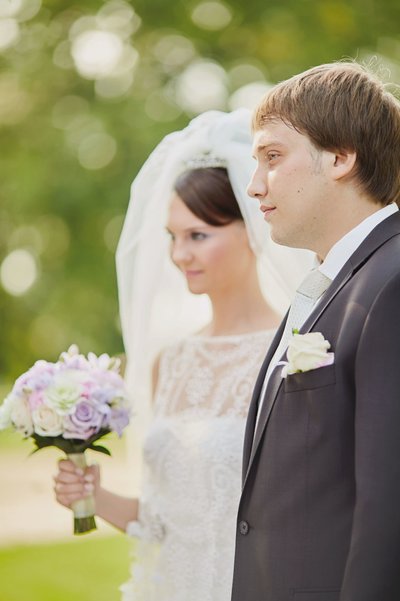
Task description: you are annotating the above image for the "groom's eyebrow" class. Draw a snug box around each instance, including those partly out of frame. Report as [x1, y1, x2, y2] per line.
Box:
[252, 144, 266, 158]
[253, 141, 284, 157]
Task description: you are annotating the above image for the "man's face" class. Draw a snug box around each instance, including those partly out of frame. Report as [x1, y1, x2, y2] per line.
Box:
[248, 119, 334, 254]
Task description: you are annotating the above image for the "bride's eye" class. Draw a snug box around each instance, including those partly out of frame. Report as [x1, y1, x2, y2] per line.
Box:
[191, 232, 208, 241]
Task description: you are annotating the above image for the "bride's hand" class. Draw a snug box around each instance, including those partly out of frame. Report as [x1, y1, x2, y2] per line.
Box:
[53, 459, 100, 508]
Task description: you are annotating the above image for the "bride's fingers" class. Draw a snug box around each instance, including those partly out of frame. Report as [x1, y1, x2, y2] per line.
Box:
[57, 459, 84, 476]
[54, 480, 85, 493]
[54, 482, 94, 505]
[54, 470, 84, 485]
[55, 476, 95, 493]
[56, 491, 86, 507]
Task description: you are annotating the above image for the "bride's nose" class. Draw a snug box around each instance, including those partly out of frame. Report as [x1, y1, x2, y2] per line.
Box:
[171, 239, 192, 266]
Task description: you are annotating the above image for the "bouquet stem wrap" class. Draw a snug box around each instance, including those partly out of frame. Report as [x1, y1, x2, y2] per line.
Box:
[68, 452, 97, 535]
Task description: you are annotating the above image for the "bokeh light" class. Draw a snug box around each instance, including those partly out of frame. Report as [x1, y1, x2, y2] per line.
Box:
[95, 72, 134, 99]
[152, 34, 196, 68]
[0, 249, 38, 296]
[8, 226, 44, 255]
[191, 1, 233, 31]
[0, 18, 20, 50]
[71, 30, 125, 79]
[0, 0, 23, 18]
[175, 60, 228, 113]
[13, 0, 42, 22]
[228, 62, 268, 88]
[229, 81, 272, 110]
[97, 0, 141, 37]
[77, 132, 117, 170]
[68, 5, 140, 87]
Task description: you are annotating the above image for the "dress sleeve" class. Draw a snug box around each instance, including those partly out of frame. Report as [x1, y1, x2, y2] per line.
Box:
[126, 498, 166, 543]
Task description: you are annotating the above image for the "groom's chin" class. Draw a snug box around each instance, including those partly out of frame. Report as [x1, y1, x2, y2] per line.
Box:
[269, 230, 294, 247]
[269, 230, 310, 251]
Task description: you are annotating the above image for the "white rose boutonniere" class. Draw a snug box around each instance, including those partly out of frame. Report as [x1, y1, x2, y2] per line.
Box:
[281, 331, 334, 378]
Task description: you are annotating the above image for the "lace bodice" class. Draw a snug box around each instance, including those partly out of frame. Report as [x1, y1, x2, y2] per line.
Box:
[121, 329, 275, 601]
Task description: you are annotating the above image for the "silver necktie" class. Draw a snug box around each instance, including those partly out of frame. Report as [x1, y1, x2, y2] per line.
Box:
[264, 269, 332, 386]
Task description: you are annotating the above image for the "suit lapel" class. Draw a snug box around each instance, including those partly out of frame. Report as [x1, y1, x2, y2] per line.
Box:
[242, 317, 286, 479]
[243, 211, 400, 487]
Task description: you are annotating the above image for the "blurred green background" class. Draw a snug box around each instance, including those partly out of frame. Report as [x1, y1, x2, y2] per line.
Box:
[0, 0, 399, 599]
[0, 0, 399, 387]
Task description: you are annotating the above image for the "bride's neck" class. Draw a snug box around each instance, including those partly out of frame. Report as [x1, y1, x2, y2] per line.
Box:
[203, 274, 280, 337]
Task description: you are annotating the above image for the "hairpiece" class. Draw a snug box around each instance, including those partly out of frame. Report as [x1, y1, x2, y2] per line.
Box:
[184, 151, 227, 170]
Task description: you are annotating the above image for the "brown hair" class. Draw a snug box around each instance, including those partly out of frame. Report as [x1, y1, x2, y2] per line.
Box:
[174, 167, 243, 225]
[253, 61, 400, 206]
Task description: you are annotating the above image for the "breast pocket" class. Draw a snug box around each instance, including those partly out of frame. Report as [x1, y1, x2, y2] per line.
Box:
[283, 364, 336, 393]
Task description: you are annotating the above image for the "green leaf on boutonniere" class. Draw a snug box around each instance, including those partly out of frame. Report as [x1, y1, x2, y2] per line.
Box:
[292, 328, 300, 335]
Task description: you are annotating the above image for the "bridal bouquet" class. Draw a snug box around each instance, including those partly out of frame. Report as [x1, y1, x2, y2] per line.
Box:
[0, 345, 131, 534]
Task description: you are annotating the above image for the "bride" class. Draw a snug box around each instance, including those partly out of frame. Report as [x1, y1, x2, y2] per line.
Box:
[53, 109, 313, 600]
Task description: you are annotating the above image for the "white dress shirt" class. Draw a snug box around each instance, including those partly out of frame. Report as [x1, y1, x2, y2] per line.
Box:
[256, 203, 399, 426]
[318, 203, 398, 280]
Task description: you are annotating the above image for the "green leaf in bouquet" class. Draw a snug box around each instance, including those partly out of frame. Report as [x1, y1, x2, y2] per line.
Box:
[30, 428, 113, 456]
[87, 443, 111, 456]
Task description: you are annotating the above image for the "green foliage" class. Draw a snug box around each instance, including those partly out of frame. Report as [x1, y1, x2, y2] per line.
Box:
[31, 429, 112, 455]
[0, 0, 398, 387]
[0, 535, 131, 601]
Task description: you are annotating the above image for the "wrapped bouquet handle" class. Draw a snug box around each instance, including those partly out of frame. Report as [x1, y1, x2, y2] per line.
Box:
[68, 452, 97, 534]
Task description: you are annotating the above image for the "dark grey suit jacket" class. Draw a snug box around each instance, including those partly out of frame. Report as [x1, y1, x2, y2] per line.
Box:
[231, 212, 400, 601]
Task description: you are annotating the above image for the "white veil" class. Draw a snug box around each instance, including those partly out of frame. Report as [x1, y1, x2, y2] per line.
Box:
[116, 109, 314, 484]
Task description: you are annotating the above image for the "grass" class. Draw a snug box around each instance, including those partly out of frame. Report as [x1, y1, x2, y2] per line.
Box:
[0, 535, 132, 601]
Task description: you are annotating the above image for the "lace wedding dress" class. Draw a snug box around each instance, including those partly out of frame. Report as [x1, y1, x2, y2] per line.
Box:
[120, 329, 275, 601]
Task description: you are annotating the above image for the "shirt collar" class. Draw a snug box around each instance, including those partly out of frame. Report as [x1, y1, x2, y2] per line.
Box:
[318, 203, 399, 281]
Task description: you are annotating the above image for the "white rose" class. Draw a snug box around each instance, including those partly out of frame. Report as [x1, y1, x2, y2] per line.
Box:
[43, 370, 85, 415]
[283, 332, 333, 376]
[32, 405, 64, 437]
[10, 396, 34, 436]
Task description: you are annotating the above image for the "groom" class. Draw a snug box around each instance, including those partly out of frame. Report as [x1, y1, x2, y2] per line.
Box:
[231, 62, 400, 601]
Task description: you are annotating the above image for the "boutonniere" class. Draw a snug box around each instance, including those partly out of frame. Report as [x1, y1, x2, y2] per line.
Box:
[281, 331, 334, 378]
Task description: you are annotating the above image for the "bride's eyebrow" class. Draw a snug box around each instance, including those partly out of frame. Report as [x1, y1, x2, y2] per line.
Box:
[165, 225, 210, 233]
[184, 226, 212, 233]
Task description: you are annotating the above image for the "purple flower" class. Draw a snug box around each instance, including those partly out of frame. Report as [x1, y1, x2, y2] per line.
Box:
[14, 361, 56, 394]
[106, 407, 130, 437]
[63, 399, 104, 440]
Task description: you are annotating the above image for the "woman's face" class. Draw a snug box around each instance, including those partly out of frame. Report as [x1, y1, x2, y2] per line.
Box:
[166, 193, 254, 296]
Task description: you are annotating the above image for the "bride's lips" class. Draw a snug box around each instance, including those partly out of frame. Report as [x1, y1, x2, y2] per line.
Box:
[184, 270, 203, 278]
[259, 204, 276, 221]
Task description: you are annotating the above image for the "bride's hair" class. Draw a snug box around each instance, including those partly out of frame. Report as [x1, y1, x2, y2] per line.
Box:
[174, 167, 243, 227]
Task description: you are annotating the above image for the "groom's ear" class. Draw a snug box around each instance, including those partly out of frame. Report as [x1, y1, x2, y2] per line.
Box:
[330, 149, 357, 181]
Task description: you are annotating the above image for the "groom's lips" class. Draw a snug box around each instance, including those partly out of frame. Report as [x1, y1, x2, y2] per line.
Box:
[260, 204, 276, 221]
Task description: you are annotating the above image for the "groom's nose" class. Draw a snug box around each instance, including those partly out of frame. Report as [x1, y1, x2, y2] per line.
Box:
[247, 167, 267, 200]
